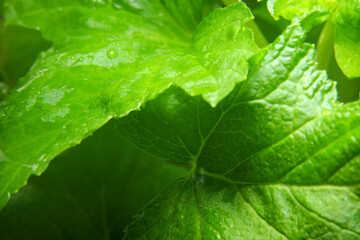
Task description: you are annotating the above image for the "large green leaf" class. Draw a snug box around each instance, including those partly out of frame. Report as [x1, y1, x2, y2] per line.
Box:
[267, 0, 360, 78]
[117, 20, 337, 165]
[120, 20, 360, 239]
[125, 176, 360, 240]
[0, 1, 258, 208]
[0, 121, 187, 239]
[332, 0, 360, 78]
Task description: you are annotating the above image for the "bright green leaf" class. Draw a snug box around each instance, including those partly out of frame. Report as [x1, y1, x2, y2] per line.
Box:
[0, 122, 187, 239]
[124, 176, 360, 239]
[267, 0, 360, 78]
[267, 0, 332, 20]
[0, 1, 258, 209]
[333, 0, 360, 78]
[1, 2, 359, 239]
[118, 21, 360, 238]
[116, 20, 338, 168]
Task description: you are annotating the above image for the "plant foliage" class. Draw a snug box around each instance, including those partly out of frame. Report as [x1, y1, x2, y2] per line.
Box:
[0, 0, 359, 239]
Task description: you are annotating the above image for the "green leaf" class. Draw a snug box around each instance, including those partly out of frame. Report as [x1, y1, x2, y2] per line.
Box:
[267, 0, 360, 78]
[0, 121, 187, 239]
[116, 21, 360, 237]
[333, 0, 360, 78]
[116, 20, 338, 168]
[267, 0, 332, 21]
[4, 0, 257, 104]
[120, 20, 360, 238]
[249, 1, 289, 44]
[124, 178, 360, 240]
[0, 1, 258, 209]
[0, 5, 50, 98]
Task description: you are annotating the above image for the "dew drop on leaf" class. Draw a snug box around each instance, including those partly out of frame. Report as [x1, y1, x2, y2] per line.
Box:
[107, 49, 118, 59]
[32, 164, 39, 172]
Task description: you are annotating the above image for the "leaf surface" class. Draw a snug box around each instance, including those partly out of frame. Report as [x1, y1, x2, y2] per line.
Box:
[117, 20, 338, 168]
[267, 0, 360, 78]
[267, 0, 332, 20]
[119, 21, 360, 239]
[332, 0, 360, 78]
[0, 122, 187, 239]
[0, 1, 258, 208]
[125, 178, 360, 240]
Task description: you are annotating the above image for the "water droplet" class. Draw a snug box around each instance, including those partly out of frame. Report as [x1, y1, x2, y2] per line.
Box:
[88, 55, 94, 60]
[121, 53, 125, 57]
[26, 97, 36, 110]
[70, 56, 76, 60]
[38, 154, 47, 162]
[107, 49, 118, 59]
[32, 164, 39, 172]
[330, 99, 338, 108]
[78, 57, 84, 62]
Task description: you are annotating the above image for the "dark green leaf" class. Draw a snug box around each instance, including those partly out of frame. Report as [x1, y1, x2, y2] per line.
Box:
[0, 122, 187, 239]
[0, 25, 51, 89]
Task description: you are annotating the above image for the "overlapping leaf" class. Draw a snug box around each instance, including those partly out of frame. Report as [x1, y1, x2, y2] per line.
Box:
[125, 178, 360, 240]
[119, 20, 360, 239]
[267, 0, 360, 78]
[117, 20, 338, 168]
[0, 122, 187, 239]
[0, 1, 259, 208]
[0, 25, 50, 90]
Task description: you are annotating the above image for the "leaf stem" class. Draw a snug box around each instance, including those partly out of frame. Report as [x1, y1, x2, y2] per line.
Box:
[316, 21, 360, 102]
[245, 20, 268, 48]
[316, 20, 334, 70]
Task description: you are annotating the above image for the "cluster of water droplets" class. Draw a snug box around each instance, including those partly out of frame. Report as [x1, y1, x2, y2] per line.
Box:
[67, 45, 133, 67]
